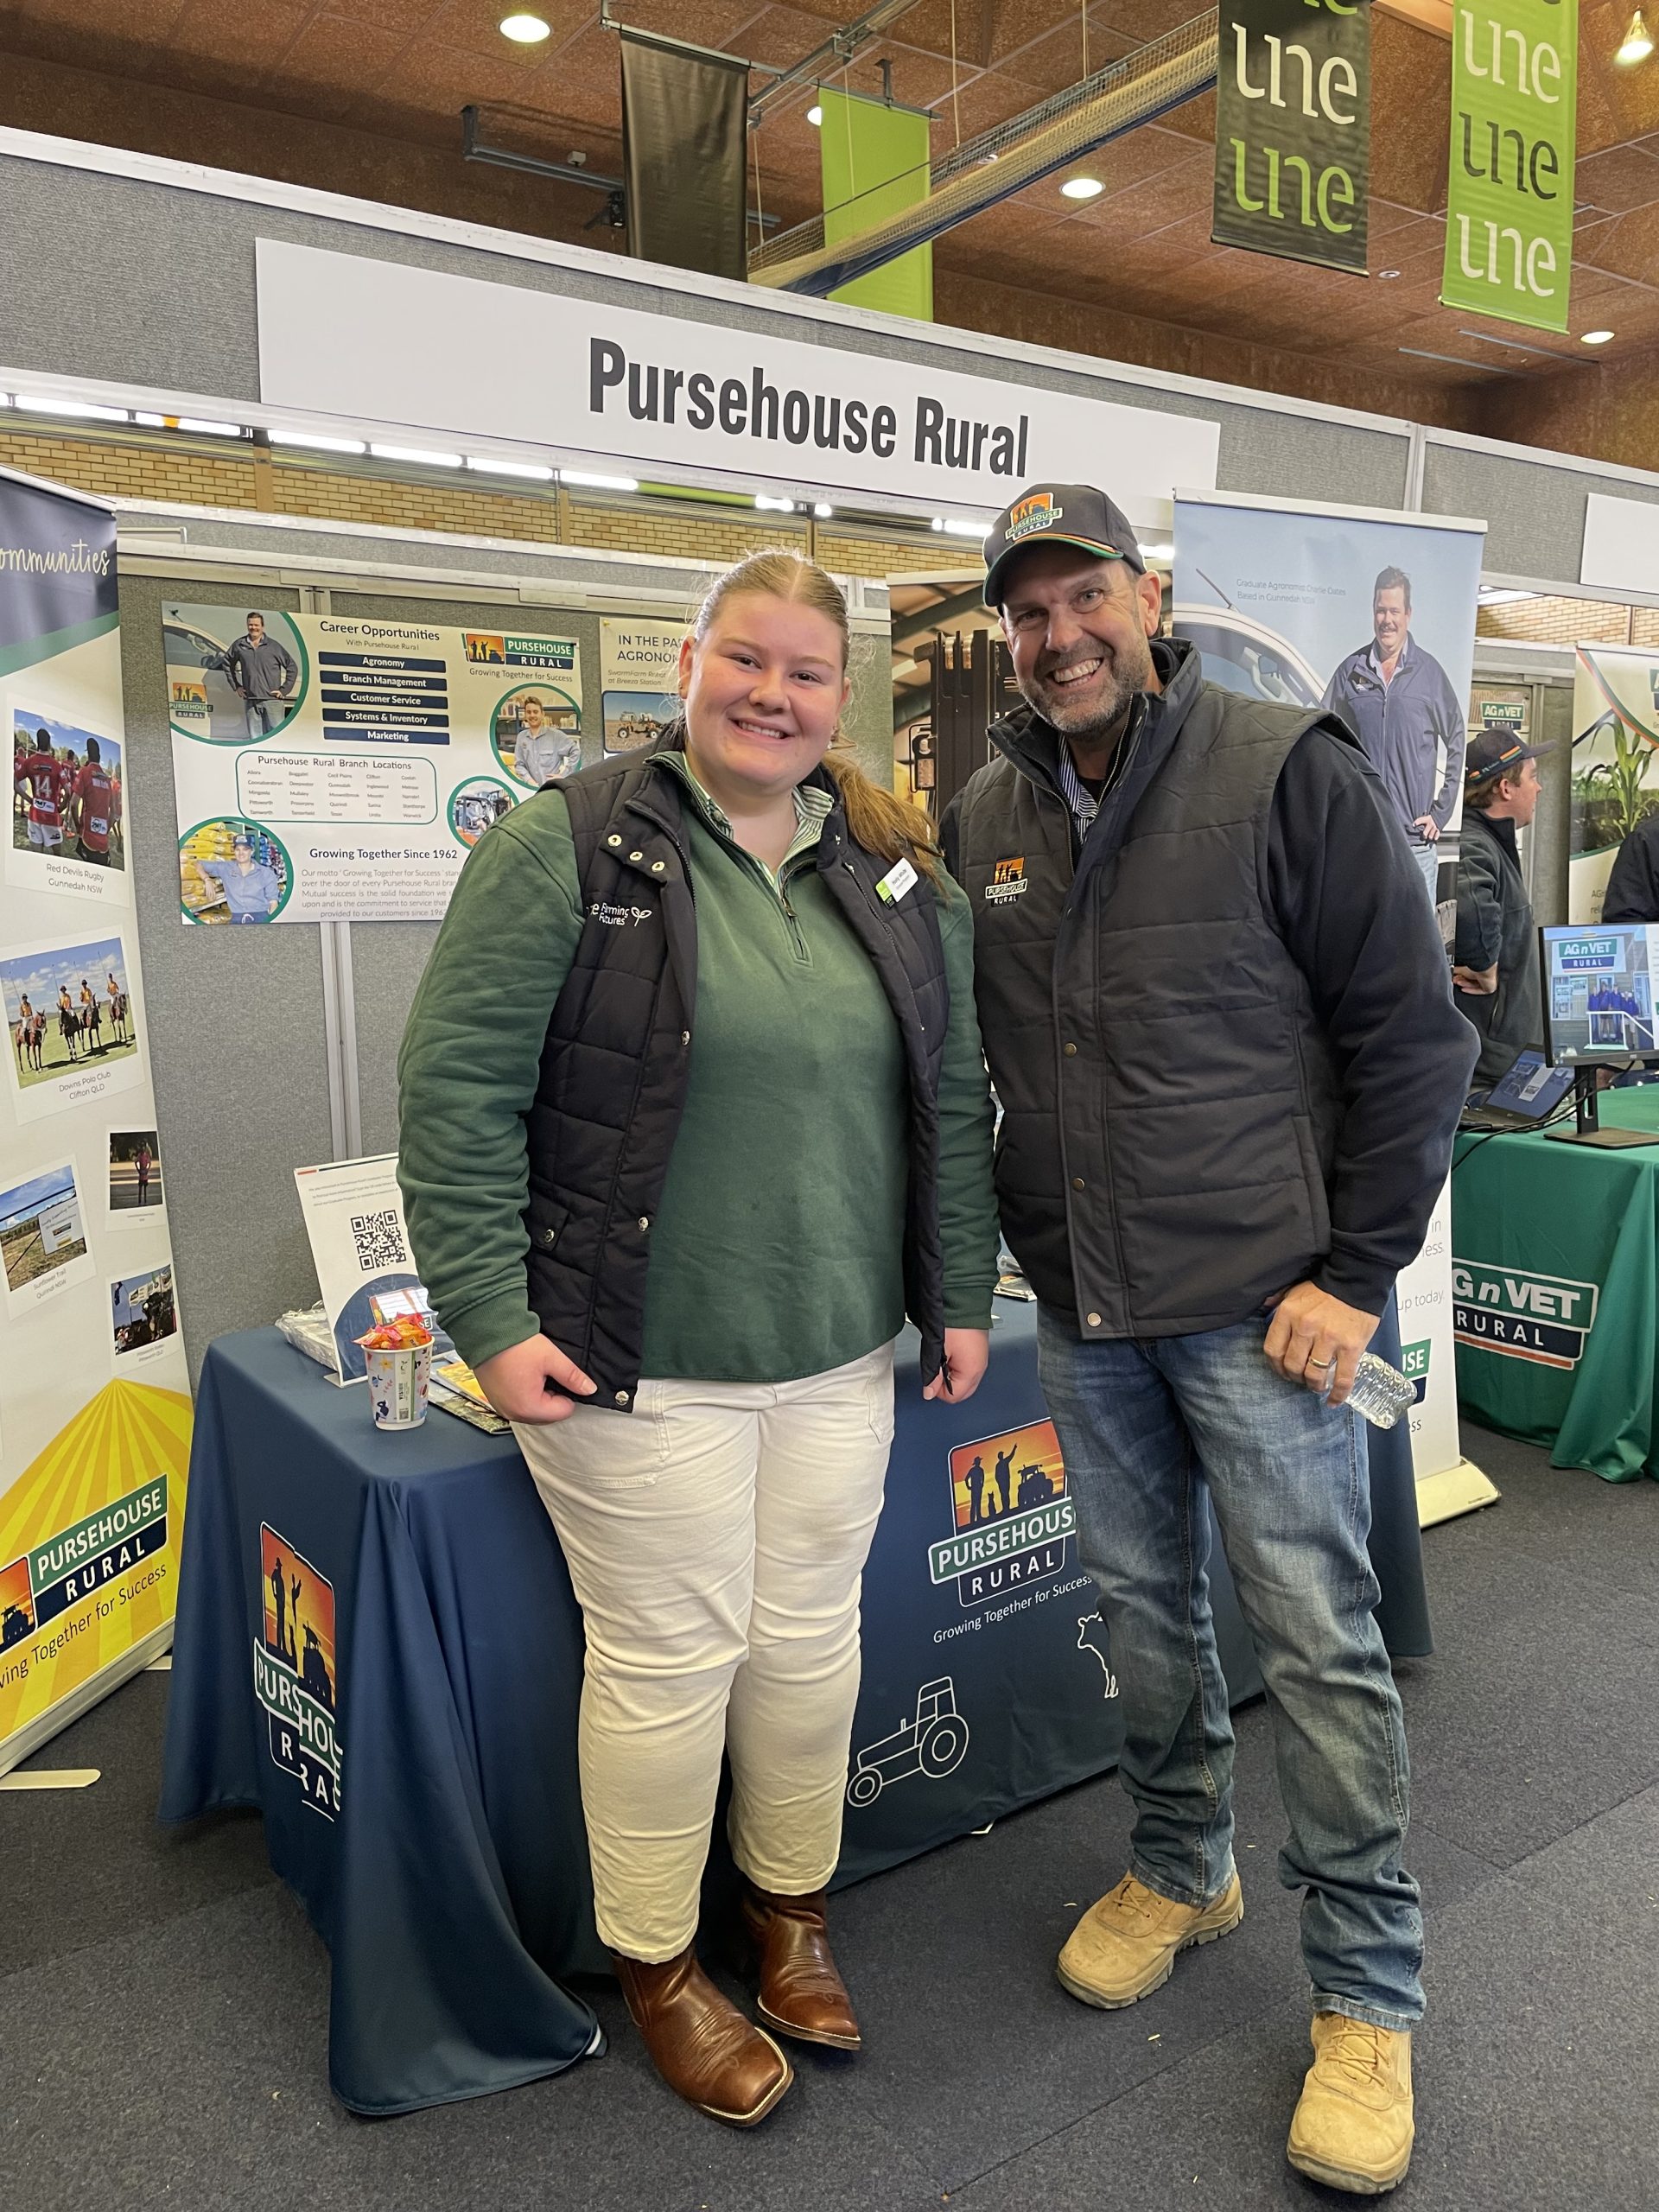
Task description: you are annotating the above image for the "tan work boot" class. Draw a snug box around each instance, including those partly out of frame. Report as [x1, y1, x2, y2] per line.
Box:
[1287, 2012, 1414, 2195]
[1056, 1870, 1243, 2008]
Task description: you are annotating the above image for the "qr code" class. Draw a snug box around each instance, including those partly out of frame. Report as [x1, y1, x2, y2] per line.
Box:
[350, 1209, 409, 1273]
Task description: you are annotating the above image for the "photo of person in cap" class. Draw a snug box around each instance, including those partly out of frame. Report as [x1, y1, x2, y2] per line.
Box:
[1454, 728, 1554, 1085]
[944, 483, 1477, 2196]
[1322, 567, 1468, 899]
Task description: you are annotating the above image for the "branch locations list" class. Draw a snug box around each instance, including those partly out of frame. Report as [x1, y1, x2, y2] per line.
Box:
[164, 607, 584, 925]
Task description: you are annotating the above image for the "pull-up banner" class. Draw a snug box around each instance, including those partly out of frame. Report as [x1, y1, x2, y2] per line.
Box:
[1213, 0, 1370, 273]
[620, 32, 748, 284]
[1440, 0, 1577, 332]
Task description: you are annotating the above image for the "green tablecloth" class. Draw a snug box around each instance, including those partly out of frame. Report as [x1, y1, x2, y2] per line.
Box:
[1452, 1085, 1659, 1483]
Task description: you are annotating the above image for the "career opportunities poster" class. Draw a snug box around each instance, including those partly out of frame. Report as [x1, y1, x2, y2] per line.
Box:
[163, 605, 586, 924]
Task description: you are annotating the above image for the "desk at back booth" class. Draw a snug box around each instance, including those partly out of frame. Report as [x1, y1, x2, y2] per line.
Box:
[159, 1300, 1429, 2114]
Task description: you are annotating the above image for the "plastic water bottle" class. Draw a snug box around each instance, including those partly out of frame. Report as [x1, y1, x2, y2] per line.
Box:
[1344, 1352, 1417, 1430]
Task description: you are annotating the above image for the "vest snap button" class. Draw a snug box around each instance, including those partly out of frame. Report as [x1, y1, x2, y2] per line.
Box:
[1072, 1177, 1085, 1191]
[681, 1030, 691, 1045]
[542, 1228, 556, 1244]
[1086, 1312, 1103, 1328]
[629, 849, 645, 861]
[614, 1390, 629, 1407]
[607, 835, 622, 847]
[638, 1216, 650, 1231]
[1064, 1042, 1078, 1057]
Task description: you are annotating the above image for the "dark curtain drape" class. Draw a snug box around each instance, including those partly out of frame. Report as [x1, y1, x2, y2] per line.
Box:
[620, 33, 748, 283]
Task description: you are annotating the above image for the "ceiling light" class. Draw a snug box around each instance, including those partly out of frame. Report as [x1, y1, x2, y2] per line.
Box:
[370, 442, 463, 467]
[807, 104, 823, 125]
[813, 503, 833, 518]
[270, 429, 367, 454]
[561, 469, 639, 491]
[1616, 8, 1653, 62]
[499, 12, 550, 42]
[467, 455, 554, 479]
[1060, 176, 1104, 200]
[177, 416, 244, 437]
[1478, 587, 1536, 605]
[1377, 269, 1402, 281]
[1582, 329, 1616, 345]
[1140, 542, 1175, 563]
[14, 394, 129, 422]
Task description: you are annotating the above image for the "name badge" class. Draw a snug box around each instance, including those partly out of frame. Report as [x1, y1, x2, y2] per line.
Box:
[876, 857, 918, 905]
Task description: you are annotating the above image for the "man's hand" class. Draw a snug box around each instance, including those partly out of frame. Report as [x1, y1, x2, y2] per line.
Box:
[474, 1333, 598, 1424]
[1452, 963, 1498, 995]
[924, 1326, 990, 1403]
[1412, 815, 1441, 843]
[1263, 1283, 1380, 1409]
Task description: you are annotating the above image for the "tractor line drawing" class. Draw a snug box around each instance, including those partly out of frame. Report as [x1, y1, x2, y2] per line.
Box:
[846, 1677, 969, 1807]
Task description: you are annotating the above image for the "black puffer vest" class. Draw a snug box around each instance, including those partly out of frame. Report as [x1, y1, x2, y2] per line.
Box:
[524, 740, 951, 1407]
[946, 640, 1355, 1338]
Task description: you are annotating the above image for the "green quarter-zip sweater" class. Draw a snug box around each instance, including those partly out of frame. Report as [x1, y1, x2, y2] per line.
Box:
[397, 755, 999, 1382]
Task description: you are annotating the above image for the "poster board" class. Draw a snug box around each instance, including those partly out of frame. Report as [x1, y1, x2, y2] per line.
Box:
[1, 469, 192, 1775]
[164, 603, 585, 923]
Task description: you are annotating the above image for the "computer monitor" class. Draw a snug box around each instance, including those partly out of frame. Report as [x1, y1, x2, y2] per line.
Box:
[1539, 924, 1659, 1065]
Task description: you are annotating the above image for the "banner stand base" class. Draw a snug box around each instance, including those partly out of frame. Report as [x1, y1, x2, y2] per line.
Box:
[1416, 1458, 1500, 1529]
[0, 1768, 100, 1791]
[0, 1620, 174, 1780]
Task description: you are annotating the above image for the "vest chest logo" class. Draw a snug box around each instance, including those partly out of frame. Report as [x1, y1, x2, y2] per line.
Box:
[984, 855, 1028, 905]
[1006, 492, 1061, 544]
[588, 899, 655, 928]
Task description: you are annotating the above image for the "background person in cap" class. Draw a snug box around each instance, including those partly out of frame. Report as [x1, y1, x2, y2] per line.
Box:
[944, 482, 1477, 2197]
[1321, 566, 1467, 899]
[1453, 728, 1548, 1085]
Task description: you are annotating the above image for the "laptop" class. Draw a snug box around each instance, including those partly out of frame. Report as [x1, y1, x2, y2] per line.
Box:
[1459, 1048, 1576, 1134]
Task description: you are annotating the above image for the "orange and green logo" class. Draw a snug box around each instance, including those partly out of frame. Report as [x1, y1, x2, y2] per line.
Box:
[1005, 493, 1062, 544]
[934, 1419, 1074, 1611]
[255, 1524, 340, 1819]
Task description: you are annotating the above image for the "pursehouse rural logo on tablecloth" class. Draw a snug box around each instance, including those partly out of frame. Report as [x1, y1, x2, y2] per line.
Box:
[1452, 1260, 1599, 1369]
[254, 1523, 341, 1819]
[931, 1418, 1076, 1611]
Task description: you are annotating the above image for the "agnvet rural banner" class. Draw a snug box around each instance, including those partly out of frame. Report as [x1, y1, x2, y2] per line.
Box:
[1173, 489, 1487, 1497]
[1, 467, 192, 1775]
[163, 603, 586, 925]
[1567, 644, 1659, 925]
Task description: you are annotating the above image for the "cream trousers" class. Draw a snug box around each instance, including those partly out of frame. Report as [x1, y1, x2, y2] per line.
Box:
[515, 1343, 896, 1962]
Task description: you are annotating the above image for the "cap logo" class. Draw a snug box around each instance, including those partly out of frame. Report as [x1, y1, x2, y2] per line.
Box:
[1005, 493, 1062, 545]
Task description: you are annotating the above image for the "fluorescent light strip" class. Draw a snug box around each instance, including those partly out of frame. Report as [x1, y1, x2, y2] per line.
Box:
[369, 442, 464, 467]
[269, 429, 368, 454]
[931, 516, 987, 537]
[466, 456, 554, 480]
[755, 494, 796, 512]
[14, 394, 130, 421]
[176, 416, 245, 437]
[561, 469, 639, 492]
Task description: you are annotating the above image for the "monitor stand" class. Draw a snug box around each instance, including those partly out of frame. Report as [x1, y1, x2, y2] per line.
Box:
[1548, 1067, 1659, 1147]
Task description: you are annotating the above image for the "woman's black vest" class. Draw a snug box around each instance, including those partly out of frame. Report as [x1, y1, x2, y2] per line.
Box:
[524, 745, 950, 1408]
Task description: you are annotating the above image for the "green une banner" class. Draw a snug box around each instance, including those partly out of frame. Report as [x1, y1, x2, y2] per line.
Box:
[1442, 0, 1577, 333]
[819, 87, 933, 322]
[1213, 0, 1370, 273]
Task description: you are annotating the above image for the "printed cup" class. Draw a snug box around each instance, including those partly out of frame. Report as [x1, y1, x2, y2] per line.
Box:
[362, 1339, 431, 1429]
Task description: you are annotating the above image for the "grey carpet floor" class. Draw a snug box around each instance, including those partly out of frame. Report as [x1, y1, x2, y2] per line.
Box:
[5, 1419, 1658, 2211]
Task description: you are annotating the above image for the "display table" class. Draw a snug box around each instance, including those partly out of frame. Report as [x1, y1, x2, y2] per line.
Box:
[159, 1302, 1429, 2114]
[1452, 1085, 1659, 1483]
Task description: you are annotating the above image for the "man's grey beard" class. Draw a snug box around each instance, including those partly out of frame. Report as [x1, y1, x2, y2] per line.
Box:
[1017, 630, 1156, 741]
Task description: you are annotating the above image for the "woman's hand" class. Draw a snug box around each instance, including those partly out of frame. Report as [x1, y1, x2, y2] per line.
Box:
[924, 1326, 990, 1404]
[474, 1334, 598, 1424]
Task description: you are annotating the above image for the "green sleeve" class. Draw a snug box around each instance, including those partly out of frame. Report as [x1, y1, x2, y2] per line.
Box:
[397, 792, 585, 1369]
[933, 871, 1001, 1329]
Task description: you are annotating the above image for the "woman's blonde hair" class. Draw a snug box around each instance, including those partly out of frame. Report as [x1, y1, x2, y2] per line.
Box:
[689, 549, 944, 881]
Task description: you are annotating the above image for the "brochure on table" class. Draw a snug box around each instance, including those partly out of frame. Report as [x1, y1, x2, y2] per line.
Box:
[165, 604, 584, 924]
[293, 1154, 451, 1384]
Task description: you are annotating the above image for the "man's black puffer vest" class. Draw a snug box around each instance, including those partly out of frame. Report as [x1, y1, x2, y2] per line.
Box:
[524, 734, 951, 1408]
[946, 640, 1356, 1339]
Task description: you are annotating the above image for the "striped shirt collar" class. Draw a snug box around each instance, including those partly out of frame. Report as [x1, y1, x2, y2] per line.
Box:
[1055, 740, 1102, 833]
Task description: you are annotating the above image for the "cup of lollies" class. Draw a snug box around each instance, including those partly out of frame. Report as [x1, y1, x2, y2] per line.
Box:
[356, 1314, 434, 1429]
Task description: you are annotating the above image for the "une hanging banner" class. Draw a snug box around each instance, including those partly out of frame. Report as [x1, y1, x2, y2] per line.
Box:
[820, 87, 934, 322]
[1212, 0, 1370, 273]
[0, 467, 192, 1777]
[1441, 0, 1577, 333]
[1173, 489, 1488, 1506]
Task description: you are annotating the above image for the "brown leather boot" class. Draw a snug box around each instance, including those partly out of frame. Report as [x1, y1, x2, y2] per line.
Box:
[740, 1884, 862, 2051]
[612, 1947, 793, 2126]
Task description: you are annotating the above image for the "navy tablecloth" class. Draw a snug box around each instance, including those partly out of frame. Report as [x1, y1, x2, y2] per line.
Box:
[159, 1300, 1429, 2113]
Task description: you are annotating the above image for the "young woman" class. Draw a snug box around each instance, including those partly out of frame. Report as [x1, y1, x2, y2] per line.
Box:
[399, 551, 999, 2127]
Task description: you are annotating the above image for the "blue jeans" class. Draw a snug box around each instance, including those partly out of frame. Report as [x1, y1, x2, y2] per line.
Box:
[1037, 1307, 1423, 2031]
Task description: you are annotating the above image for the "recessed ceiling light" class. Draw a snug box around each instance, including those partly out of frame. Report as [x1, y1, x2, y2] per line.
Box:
[499, 13, 550, 43]
[1582, 328, 1616, 344]
[1377, 268, 1402, 280]
[1616, 8, 1652, 63]
[807, 104, 823, 126]
[370, 442, 464, 467]
[1061, 176, 1103, 200]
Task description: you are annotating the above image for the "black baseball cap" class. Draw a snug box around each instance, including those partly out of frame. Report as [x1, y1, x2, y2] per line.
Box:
[982, 483, 1145, 609]
[1465, 728, 1556, 789]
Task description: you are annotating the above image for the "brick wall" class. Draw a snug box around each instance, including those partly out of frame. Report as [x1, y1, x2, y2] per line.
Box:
[0, 425, 950, 582]
[1475, 594, 1648, 646]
